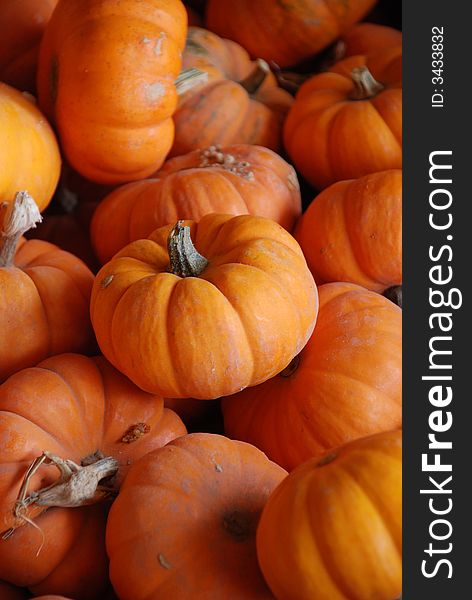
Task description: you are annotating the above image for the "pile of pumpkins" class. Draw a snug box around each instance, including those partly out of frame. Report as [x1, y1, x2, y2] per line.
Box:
[0, 1, 402, 599]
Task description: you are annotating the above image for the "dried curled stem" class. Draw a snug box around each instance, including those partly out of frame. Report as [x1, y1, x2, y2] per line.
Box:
[0, 190, 42, 267]
[2, 451, 119, 542]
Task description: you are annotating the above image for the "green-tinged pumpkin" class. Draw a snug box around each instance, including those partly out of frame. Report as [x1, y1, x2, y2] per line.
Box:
[222, 282, 401, 471]
[91, 214, 318, 399]
[257, 430, 402, 600]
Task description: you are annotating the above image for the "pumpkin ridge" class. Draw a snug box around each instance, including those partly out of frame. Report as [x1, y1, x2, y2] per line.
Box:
[104, 272, 145, 370]
[326, 100, 360, 184]
[339, 186, 377, 287]
[0, 409, 68, 458]
[89, 358, 108, 450]
[365, 96, 402, 152]
[344, 175, 401, 287]
[304, 468, 367, 600]
[337, 457, 402, 556]
[163, 279, 185, 398]
[371, 90, 403, 147]
[40, 361, 97, 446]
[204, 258, 306, 339]
[15, 269, 52, 359]
[24, 265, 90, 355]
[194, 274, 256, 390]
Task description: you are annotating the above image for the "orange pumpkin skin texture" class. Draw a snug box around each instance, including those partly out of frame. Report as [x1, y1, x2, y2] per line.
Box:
[0, 353, 186, 600]
[295, 169, 402, 292]
[0, 0, 58, 93]
[0, 83, 60, 212]
[341, 22, 402, 58]
[0, 195, 96, 382]
[36, 0, 187, 185]
[171, 27, 293, 156]
[90, 144, 301, 263]
[106, 433, 287, 599]
[284, 46, 402, 190]
[256, 430, 402, 600]
[205, 0, 377, 69]
[222, 282, 401, 471]
[90, 214, 318, 399]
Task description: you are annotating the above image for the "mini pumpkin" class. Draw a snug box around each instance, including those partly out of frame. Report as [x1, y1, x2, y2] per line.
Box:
[222, 282, 401, 471]
[0, 353, 186, 599]
[37, 0, 187, 184]
[171, 27, 293, 156]
[0, 192, 96, 382]
[284, 46, 402, 190]
[0, 83, 60, 214]
[106, 433, 287, 599]
[205, 0, 377, 68]
[91, 214, 318, 399]
[0, 0, 58, 93]
[257, 430, 402, 600]
[90, 144, 301, 263]
[295, 169, 402, 292]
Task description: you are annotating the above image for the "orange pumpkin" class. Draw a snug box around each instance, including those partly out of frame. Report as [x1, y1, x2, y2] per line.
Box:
[0, 83, 60, 214]
[171, 27, 293, 156]
[91, 214, 318, 399]
[90, 144, 301, 263]
[340, 22, 402, 58]
[284, 46, 402, 190]
[37, 0, 187, 184]
[222, 282, 401, 471]
[0, 0, 58, 93]
[0, 353, 186, 600]
[0, 192, 96, 382]
[107, 433, 287, 599]
[205, 0, 377, 68]
[257, 430, 402, 600]
[295, 169, 402, 292]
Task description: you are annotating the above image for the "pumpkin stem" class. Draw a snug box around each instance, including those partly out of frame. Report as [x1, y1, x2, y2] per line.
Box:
[175, 67, 209, 96]
[350, 66, 384, 100]
[5, 451, 119, 538]
[240, 59, 270, 94]
[168, 220, 208, 278]
[0, 191, 42, 267]
[383, 285, 402, 309]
